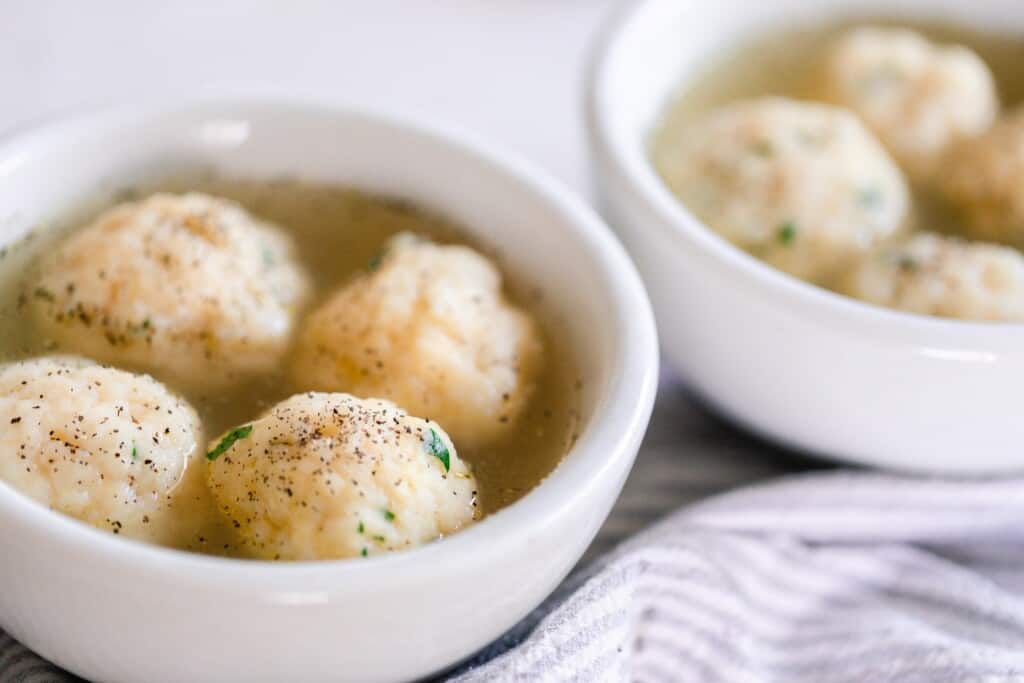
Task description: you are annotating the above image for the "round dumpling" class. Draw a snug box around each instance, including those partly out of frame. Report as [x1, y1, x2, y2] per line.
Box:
[30, 193, 311, 390]
[654, 97, 910, 284]
[290, 233, 542, 449]
[838, 233, 1024, 321]
[206, 392, 478, 560]
[940, 109, 1024, 247]
[820, 26, 998, 184]
[0, 355, 203, 542]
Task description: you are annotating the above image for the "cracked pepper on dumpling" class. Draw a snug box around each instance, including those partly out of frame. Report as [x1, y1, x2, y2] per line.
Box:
[839, 233, 1024, 321]
[206, 392, 478, 560]
[653, 97, 910, 284]
[0, 355, 203, 543]
[290, 233, 543, 449]
[29, 193, 311, 390]
[820, 26, 998, 184]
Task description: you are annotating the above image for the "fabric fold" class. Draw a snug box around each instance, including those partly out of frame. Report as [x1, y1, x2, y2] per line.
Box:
[453, 471, 1024, 682]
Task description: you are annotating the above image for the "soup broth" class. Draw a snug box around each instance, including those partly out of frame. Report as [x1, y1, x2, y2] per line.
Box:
[653, 18, 1024, 240]
[0, 175, 581, 557]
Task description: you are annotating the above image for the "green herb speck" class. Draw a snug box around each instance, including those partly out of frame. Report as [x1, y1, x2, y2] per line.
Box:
[361, 547, 368, 557]
[131, 443, 138, 460]
[423, 428, 450, 471]
[777, 221, 797, 245]
[858, 187, 883, 209]
[206, 424, 253, 461]
[750, 140, 773, 157]
[383, 509, 395, 522]
[357, 521, 365, 534]
[898, 256, 918, 272]
[372, 535, 386, 544]
[367, 252, 384, 271]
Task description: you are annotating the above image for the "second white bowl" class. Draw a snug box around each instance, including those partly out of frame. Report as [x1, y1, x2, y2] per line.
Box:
[588, 0, 1024, 473]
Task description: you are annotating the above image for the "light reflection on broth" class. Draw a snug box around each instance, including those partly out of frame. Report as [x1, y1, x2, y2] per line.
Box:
[0, 175, 581, 557]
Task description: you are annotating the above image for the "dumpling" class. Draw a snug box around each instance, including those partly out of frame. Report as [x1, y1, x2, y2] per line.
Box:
[820, 26, 997, 184]
[0, 355, 203, 543]
[206, 392, 478, 560]
[290, 233, 542, 448]
[654, 97, 910, 284]
[30, 193, 311, 390]
[940, 109, 1024, 247]
[839, 233, 1024, 321]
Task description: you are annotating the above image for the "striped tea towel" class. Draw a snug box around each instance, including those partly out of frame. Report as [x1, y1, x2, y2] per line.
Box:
[452, 471, 1024, 682]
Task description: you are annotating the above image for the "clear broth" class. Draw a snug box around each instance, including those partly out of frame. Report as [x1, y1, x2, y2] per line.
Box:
[0, 175, 581, 557]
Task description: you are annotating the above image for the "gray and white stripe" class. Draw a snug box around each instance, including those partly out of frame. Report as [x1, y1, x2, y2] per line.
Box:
[455, 471, 1024, 682]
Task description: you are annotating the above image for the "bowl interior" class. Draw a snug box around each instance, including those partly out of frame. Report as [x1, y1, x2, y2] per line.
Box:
[0, 100, 657, 576]
[598, 0, 1024, 152]
[592, 0, 1024, 348]
[2, 102, 609, 414]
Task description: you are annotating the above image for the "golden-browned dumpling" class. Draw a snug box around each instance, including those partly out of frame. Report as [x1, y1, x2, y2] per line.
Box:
[654, 97, 910, 284]
[821, 26, 998, 183]
[30, 193, 311, 390]
[941, 109, 1024, 247]
[206, 392, 478, 560]
[0, 355, 203, 542]
[839, 233, 1024, 321]
[290, 233, 542, 448]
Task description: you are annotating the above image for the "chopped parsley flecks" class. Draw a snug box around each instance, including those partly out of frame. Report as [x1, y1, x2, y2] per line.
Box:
[131, 443, 138, 460]
[858, 187, 883, 209]
[357, 521, 365, 534]
[372, 535, 386, 544]
[367, 252, 384, 271]
[777, 221, 797, 245]
[897, 255, 918, 272]
[206, 424, 253, 461]
[750, 140, 774, 158]
[423, 428, 450, 471]
[361, 547, 368, 557]
[383, 509, 396, 522]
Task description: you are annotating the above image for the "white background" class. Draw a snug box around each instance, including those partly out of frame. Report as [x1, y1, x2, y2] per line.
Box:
[1, 0, 618, 195]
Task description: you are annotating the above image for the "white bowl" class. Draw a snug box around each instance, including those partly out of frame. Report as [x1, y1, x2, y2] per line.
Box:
[588, 0, 1024, 474]
[0, 100, 658, 683]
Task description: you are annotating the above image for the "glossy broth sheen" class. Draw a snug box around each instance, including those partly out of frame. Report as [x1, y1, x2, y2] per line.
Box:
[0, 175, 581, 556]
[653, 18, 1024, 238]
